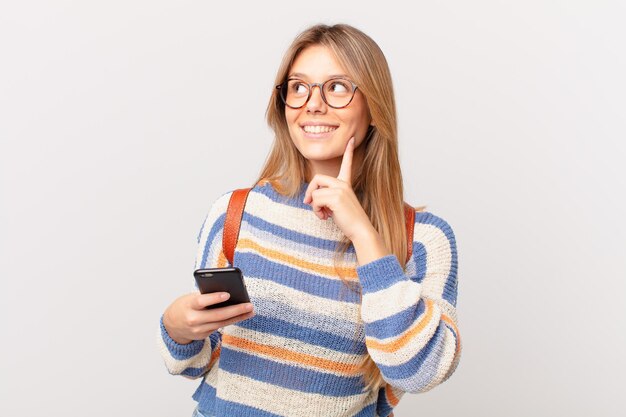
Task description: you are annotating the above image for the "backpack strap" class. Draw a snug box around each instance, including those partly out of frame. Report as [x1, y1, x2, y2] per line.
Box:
[222, 188, 253, 266]
[403, 202, 415, 264]
[222, 186, 416, 266]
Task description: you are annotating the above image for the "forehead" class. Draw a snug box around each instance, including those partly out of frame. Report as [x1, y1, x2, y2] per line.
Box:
[288, 45, 350, 80]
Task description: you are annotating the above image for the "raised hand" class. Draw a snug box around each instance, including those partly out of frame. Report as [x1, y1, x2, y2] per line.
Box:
[302, 137, 373, 241]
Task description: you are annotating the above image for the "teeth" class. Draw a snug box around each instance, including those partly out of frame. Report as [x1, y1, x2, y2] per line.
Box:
[303, 125, 338, 134]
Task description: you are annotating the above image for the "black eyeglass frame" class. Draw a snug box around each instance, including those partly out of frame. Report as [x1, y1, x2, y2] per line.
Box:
[275, 77, 359, 109]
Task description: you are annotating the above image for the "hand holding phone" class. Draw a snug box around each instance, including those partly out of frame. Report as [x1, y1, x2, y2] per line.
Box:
[161, 268, 253, 345]
[194, 267, 251, 309]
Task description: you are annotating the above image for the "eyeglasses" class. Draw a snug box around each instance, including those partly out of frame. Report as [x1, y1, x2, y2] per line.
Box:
[276, 77, 359, 109]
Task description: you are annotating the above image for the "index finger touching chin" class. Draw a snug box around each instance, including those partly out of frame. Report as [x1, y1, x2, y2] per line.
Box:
[337, 136, 355, 184]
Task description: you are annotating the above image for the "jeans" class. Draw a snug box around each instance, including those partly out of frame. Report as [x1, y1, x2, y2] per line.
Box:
[191, 405, 214, 417]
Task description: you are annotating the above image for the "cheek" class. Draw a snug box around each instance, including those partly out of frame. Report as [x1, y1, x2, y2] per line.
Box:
[285, 110, 299, 129]
[344, 109, 370, 134]
[343, 97, 371, 129]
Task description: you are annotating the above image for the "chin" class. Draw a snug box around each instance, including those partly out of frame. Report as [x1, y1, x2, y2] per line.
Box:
[299, 145, 343, 161]
[300, 152, 335, 162]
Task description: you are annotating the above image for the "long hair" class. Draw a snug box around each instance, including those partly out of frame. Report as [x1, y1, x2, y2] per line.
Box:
[257, 23, 418, 392]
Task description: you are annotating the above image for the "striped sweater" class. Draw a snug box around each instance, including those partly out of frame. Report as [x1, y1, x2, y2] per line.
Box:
[157, 180, 461, 417]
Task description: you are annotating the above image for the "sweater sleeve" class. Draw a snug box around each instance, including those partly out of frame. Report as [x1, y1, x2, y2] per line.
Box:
[357, 211, 462, 394]
[156, 190, 234, 379]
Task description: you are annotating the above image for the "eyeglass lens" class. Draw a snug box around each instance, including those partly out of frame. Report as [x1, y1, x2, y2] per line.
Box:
[281, 79, 354, 108]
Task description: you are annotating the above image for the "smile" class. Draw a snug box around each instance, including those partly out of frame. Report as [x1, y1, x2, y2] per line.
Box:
[301, 125, 338, 134]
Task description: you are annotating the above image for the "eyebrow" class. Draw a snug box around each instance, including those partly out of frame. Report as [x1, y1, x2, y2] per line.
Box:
[288, 72, 350, 79]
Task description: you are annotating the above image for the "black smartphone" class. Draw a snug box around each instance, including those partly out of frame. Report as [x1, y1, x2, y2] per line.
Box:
[193, 267, 251, 310]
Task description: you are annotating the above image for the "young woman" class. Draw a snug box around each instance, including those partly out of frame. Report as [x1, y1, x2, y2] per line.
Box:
[158, 23, 462, 417]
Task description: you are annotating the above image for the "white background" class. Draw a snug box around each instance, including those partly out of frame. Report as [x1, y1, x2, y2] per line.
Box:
[1, 1, 625, 416]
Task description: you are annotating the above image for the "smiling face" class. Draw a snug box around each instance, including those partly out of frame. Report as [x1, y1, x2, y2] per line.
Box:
[284, 45, 372, 180]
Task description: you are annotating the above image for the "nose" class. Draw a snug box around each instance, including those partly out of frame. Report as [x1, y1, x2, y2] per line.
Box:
[306, 84, 326, 113]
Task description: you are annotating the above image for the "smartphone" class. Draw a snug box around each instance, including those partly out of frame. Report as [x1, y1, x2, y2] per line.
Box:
[193, 267, 251, 310]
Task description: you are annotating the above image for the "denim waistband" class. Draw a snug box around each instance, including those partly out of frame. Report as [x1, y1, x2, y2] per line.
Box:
[192, 405, 214, 417]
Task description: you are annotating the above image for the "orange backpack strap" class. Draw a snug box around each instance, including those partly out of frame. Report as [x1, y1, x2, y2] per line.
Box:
[404, 202, 415, 264]
[223, 188, 253, 266]
[223, 187, 416, 267]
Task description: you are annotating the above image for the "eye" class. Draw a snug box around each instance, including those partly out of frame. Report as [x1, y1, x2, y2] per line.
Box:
[327, 79, 351, 94]
[287, 80, 309, 95]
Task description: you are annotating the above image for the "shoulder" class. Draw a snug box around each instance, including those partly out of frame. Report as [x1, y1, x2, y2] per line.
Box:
[198, 183, 267, 233]
[410, 210, 459, 306]
[411, 209, 458, 252]
[203, 181, 273, 222]
[196, 189, 237, 243]
[205, 189, 237, 218]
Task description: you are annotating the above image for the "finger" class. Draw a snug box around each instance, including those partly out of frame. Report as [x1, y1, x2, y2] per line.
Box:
[309, 189, 335, 220]
[196, 311, 255, 335]
[336, 137, 354, 185]
[310, 188, 332, 212]
[203, 302, 254, 322]
[195, 292, 231, 309]
[303, 174, 338, 205]
[214, 310, 256, 329]
[303, 174, 326, 205]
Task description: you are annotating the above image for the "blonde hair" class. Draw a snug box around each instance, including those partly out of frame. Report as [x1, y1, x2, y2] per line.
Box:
[256, 23, 422, 392]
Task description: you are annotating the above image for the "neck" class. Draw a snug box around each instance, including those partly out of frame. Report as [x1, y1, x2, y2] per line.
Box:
[304, 144, 365, 184]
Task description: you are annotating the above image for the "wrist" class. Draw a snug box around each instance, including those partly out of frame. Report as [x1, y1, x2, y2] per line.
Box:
[162, 311, 193, 345]
[350, 223, 377, 245]
[351, 225, 391, 266]
[170, 332, 193, 345]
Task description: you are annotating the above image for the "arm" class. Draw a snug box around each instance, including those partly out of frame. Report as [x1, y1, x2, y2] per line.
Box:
[158, 318, 223, 379]
[356, 212, 462, 393]
[156, 191, 234, 379]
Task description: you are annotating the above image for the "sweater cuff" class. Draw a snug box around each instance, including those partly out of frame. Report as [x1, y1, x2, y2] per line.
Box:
[356, 254, 408, 294]
[160, 314, 205, 359]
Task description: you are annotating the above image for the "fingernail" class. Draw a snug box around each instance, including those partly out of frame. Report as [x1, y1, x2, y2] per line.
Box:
[245, 303, 253, 311]
[221, 293, 230, 300]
